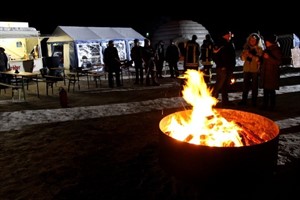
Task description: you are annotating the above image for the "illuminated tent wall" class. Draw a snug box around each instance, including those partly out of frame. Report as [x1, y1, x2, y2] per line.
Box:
[277, 33, 300, 66]
[151, 20, 209, 55]
[46, 26, 145, 70]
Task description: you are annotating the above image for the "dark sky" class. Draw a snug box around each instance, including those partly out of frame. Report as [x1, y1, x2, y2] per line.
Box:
[1, 3, 298, 50]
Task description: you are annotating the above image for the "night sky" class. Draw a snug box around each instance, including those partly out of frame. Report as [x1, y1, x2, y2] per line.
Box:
[1, 2, 298, 50]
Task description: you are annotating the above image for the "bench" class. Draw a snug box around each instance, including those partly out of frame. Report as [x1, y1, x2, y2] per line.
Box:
[0, 82, 24, 101]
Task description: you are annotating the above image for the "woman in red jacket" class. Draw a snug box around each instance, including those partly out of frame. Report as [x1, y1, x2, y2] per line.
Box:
[260, 33, 283, 111]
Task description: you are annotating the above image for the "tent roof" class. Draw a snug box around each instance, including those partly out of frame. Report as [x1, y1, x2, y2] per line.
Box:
[0, 27, 40, 38]
[47, 26, 145, 42]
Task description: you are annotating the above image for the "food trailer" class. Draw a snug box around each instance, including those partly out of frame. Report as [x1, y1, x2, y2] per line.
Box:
[0, 21, 43, 72]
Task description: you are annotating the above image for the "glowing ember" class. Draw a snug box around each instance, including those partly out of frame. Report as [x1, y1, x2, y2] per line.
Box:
[161, 70, 243, 147]
[230, 77, 236, 85]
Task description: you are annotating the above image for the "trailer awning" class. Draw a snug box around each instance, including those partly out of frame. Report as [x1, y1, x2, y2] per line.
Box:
[0, 27, 40, 38]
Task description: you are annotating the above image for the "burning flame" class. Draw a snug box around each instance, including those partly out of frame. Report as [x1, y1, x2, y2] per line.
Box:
[162, 70, 243, 147]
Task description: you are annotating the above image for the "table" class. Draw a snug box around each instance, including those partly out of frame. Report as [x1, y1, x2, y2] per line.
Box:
[0, 70, 40, 101]
[88, 68, 107, 88]
[67, 68, 90, 91]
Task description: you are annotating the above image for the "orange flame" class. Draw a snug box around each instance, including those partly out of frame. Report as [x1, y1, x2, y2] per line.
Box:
[162, 70, 243, 147]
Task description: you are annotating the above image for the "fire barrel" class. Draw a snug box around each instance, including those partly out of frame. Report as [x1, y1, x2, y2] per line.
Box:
[159, 109, 280, 185]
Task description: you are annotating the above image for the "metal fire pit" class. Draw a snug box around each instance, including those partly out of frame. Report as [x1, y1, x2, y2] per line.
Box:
[159, 109, 280, 184]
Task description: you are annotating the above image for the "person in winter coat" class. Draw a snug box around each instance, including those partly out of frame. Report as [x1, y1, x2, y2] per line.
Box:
[238, 33, 264, 107]
[155, 40, 165, 78]
[0, 47, 9, 83]
[200, 34, 214, 84]
[104, 40, 122, 88]
[260, 33, 283, 111]
[184, 35, 200, 71]
[212, 30, 236, 106]
[131, 39, 144, 84]
[142, 38, 160, 86]
[165, 39, 180, 78]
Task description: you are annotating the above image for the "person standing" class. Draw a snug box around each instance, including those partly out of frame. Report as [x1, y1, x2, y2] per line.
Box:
[260, 33, 283, 111]
[184, 35, 200, 71]
[238, 33, 264, 107]
[155, 40, 165, 78]
[165, 39, 180, 78]
[104, 40, 122, 88]
[131, 39, 144, 85]
[212, 30, 236, 106]
[200, 34, 214, 84]
[0, 47, 8, 71]
[0, 47, 9, 83]
[142, 38, 160, 86]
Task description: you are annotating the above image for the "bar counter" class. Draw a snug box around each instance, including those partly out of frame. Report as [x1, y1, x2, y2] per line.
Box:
[10, 60, 34, 72]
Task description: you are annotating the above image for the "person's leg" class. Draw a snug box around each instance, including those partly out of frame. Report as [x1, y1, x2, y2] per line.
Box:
[149, 61, 159, 85]
[150, 68, 159, 85]
[174, 62, 179, 77]
[270, 89, 276, 110]
[139, 66, 144, 84]
[114, 68, 121, 87]
[108, 71, 114, 88]
[262, 89, 269, 109]
[221, 70, 232, 104]
[134, 66, 139, 84]
[207, 65, 212, 83]
[145, 63, 150, 85]
[158, 60, 164, 78]
[203, 65, 212, 83]
[240, 72, 251, 105]
[251, 73, 259, 106]
[213, 68, 226, 99]
[169, 62, 174, 78]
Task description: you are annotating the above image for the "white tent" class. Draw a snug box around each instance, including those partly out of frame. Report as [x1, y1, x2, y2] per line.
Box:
[151, 20, 209, 70]
[46, 26, 145, 70]
[151, 20, 209, 51]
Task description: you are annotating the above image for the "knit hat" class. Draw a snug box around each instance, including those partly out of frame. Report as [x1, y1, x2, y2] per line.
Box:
[263, 33, 277, 44]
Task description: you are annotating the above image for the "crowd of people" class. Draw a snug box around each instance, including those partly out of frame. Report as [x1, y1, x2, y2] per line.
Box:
[0, 30, 282, 110]
[129, 38, 181, 86]
[103, 30, 283, 111]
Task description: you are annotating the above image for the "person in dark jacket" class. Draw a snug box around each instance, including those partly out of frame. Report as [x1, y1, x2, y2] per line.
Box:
[131, 39, 144, 84]
[165, 39, 180, 78]
[184, 35, 200, 71]
[200, 34, 214, 84]
[155, 40, 165, 78]
[212, 30, 236, 106]
[104, 40, 122, 88]
[142, 39, 159, 86]
[260, 33, 283, 111]
[0, 47, 9, 83]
